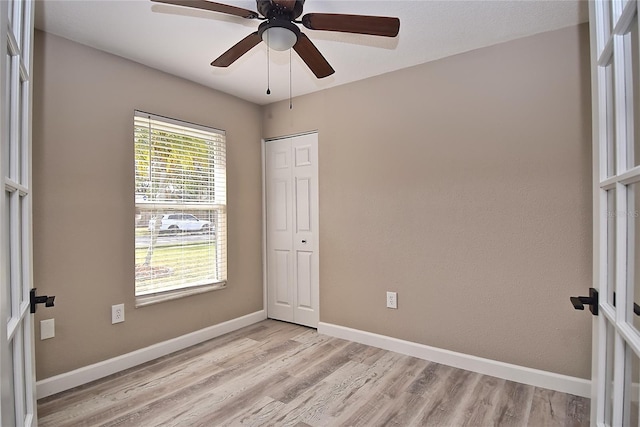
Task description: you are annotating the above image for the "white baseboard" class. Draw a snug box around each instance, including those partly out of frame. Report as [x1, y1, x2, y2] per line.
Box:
[36, 310, 267, 400]
[318, 322, 591, 398]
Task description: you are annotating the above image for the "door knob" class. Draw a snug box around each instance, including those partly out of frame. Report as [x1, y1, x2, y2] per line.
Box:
[570, 288, 598, 316]
[30, 288, 55, 313]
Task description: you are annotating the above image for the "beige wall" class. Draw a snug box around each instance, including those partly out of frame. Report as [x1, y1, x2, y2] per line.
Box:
[33, 22, 592, 383]
[263, 24, 593, 378]
[32, 31, 263, 380]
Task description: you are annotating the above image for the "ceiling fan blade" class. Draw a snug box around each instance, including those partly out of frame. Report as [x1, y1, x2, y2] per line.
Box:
[302, 13, 400, 37]
[293, 33, 335, 79]
[211, 32, 262, 67]
[151, 0, 259, 19]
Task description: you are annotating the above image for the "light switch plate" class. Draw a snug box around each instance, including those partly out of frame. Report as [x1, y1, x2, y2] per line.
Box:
[40, 319, 55, 340]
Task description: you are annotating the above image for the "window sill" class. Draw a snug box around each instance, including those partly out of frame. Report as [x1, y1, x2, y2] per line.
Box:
[135, 282, 227, 308]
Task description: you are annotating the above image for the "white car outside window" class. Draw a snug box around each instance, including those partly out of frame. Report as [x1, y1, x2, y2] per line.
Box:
[149, 214, 213, 233]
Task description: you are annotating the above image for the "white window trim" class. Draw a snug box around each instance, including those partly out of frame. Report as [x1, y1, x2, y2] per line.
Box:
[134, 111, 227, 306]
[135, 282, 226, 307]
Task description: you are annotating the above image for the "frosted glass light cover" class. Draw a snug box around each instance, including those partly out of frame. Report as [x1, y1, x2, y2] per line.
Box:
[262, 27, 297, 51]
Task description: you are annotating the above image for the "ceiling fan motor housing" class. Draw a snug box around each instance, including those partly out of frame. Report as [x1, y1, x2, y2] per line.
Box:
[258, 18, 301, 51]
[257, 0, 305, 20]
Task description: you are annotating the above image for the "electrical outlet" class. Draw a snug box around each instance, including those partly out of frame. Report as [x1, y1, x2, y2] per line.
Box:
[386, 291, 398, 309]
[111, 304, 125, 324]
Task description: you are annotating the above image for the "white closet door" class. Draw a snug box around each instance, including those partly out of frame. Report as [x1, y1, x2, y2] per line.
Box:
[266, 133, 319, 328]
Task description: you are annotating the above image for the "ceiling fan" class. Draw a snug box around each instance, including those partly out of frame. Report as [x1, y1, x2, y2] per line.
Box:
[151, 0, 400, 79]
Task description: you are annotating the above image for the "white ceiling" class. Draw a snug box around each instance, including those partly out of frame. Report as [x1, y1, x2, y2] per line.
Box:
[35, 0, 589, 106]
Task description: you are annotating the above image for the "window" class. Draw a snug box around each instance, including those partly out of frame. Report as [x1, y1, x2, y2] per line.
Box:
[134, 111, 226, 303]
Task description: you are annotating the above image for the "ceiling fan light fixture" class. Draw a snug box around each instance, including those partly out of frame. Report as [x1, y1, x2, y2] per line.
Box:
[262, 26, 297, 51]
[258, 19, 300, 51]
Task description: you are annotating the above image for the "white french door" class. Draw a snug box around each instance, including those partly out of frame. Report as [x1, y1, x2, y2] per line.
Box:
[0, 0, 37, 426]
[591, 1, 640, 425]
[265, 133, 319, 328]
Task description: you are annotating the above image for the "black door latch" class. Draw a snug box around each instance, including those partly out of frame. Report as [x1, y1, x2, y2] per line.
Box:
[30, 288, 55, 313]
[570, 288, 598, 316]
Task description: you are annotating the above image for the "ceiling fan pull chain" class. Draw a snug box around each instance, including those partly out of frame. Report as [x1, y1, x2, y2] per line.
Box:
[289, 48, 292, 109]
[266, 33, 271, 95]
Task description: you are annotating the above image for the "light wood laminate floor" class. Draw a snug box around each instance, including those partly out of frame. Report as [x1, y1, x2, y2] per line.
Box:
[38, 320, 589, 426]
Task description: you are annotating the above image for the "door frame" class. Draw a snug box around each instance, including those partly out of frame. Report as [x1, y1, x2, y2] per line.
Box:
[262, 131, 320, 326]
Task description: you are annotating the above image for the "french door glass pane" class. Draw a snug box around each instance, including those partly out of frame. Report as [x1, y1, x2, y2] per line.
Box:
[3, 53, 9, 175]
[20, 81, 27, 184]
[19, 195, 26, 303]
[628, 183, 640, 332]
[9, 191, 19, 319]
[9, 0, 20, 47]
[21, 13, 29, 66]
[14, 71, 22, 182]
[6, 340, 16, 427]
[607, 1, 614, 42]
[625, 347, 640, 426]
[16, 1, 24, 49]
[18, 193, 24, 304]
[627, 17, 640, 169]
[606, 321, 617, 425]
[609, 189, 618, 305]
[14, 330, 25, 423]
[8, 57, 18, 181]
[607, 62, 617, 177]
[4, 191, 11, 322]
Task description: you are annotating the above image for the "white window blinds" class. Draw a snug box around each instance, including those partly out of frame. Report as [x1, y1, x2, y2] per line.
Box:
[134, 111, 226, 297]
